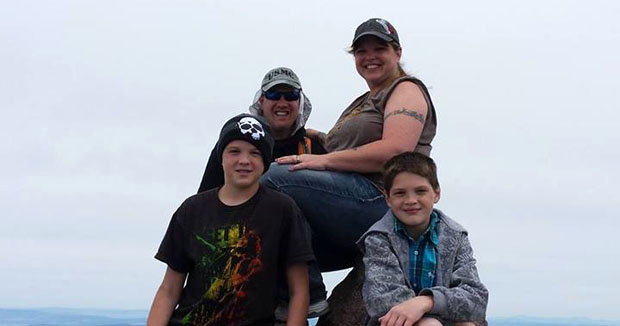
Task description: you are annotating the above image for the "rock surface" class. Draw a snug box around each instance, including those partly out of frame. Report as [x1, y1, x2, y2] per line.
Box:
[316, 257, 367, 326]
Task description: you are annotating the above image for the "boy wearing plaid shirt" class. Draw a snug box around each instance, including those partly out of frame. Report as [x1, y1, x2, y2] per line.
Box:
[358, 152, 488, 326]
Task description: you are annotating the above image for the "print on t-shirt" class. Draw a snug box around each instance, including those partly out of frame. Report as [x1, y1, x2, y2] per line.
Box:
[182, 223, 263, 325]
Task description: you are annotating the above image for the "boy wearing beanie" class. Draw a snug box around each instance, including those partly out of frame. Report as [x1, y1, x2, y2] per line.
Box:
[147, 114, 313, 326]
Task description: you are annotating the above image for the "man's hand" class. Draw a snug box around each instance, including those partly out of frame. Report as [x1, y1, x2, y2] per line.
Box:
[378, 295, 434, 326]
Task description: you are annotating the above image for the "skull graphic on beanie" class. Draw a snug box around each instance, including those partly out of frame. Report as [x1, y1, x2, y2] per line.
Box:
[237, 117, 265, 141]
[216, 113, 275, 173]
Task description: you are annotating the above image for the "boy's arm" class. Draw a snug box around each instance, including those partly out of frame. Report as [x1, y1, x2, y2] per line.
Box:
[285, 262, 309, 326]
[419, 234, 489, 322]
[361, 233, 416, 321]
[147, 267, 187, 326]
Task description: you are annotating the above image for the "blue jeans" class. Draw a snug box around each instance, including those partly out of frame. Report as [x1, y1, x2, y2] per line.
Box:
[262, 163, 388, 272]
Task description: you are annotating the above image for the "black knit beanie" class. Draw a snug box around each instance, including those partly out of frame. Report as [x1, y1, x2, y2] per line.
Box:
[216, 113, 274, 173]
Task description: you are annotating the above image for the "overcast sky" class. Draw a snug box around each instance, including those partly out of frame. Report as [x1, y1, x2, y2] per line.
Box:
[1, 0, 618, 320]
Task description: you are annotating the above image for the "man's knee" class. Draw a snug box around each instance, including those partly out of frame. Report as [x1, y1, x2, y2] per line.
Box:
[261, 163, 329, 191]
[260, 163, 288, 188]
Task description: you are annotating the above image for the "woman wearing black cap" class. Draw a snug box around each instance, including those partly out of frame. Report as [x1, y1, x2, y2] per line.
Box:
[262, 18, 438, 323]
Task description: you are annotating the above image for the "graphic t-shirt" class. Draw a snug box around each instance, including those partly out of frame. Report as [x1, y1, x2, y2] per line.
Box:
[155, 186, 314, 326]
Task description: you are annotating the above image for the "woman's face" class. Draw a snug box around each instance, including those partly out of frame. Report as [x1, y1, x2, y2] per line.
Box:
[353, 36, 402, 90]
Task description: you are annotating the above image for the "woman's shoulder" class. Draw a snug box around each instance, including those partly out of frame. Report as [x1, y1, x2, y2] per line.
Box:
[391, 75, 428, 88]
[390, 79, 426, 99]
[372, 76, 429, 109]
[390, 76, 431, 97]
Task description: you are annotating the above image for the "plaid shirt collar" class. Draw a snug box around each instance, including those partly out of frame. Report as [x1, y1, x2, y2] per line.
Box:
[393, 210, 439, 245]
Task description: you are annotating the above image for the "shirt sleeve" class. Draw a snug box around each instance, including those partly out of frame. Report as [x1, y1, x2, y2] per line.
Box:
[154, 203, 193, 273]
[282, 203, 315, 266]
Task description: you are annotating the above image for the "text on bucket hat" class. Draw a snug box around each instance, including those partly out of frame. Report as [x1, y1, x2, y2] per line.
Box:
[216, 113, 275, 174]
[351, 18, 400, 48]
[261, 67, 302, 92]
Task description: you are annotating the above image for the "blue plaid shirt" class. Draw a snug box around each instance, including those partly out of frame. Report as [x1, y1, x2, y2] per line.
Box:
[394, 210, 439, 294]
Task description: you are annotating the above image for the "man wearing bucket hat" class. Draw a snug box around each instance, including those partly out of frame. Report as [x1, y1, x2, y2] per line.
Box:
[198, 67, 326, 191]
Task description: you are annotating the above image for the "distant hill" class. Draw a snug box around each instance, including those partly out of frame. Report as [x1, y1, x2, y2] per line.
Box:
[0, 308, 146, 326]
[0, 308, 618, 326]
[489, 316, 620, 326]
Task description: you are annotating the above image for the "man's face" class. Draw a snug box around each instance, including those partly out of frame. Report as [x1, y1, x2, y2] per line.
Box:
[386, 172, 440, 239]
[259, 84, 300, 140]
[221, 140, 264, 190]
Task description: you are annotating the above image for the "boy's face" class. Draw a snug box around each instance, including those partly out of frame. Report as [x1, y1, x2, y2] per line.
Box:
[221, 140, 264, 190]
[386, 172, 440, 238]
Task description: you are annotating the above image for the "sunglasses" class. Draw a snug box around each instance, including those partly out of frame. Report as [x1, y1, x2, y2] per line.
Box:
[263, 89, 300, 101]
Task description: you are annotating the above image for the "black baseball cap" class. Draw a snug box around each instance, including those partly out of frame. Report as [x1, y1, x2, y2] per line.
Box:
[351, 18, 400, 47]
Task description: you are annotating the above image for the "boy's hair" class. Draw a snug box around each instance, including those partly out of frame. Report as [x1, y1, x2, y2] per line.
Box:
[383, 152, 440, 193]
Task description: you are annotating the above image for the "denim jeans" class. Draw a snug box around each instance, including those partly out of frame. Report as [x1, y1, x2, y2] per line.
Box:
[262, 163, 388, 272]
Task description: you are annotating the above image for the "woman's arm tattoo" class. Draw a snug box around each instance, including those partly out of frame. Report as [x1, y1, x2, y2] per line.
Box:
[384, 108, 425, 124]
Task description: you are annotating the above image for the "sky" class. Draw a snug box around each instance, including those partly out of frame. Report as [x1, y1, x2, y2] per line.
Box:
[1, 0, 619, 320]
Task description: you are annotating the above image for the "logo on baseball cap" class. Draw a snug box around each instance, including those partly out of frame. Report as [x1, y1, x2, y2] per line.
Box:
[351, 18, 400, 47]
[261, 67, 302, 92]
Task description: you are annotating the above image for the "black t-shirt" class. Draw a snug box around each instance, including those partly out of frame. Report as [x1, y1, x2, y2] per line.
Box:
[155, 186, 314, 326]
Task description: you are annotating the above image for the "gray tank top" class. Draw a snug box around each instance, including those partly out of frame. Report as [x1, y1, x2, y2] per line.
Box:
[326, 76, 437, 188]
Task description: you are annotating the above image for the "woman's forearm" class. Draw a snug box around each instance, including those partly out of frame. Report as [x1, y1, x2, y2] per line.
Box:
[278, 138, 413, 173]
[324, 138, 412, 173]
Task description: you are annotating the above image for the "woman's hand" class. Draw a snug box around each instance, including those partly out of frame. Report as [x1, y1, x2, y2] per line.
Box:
[276, 154, 329, 171]
[378, 296, 433, 326]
